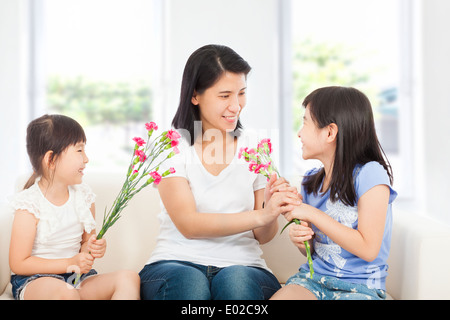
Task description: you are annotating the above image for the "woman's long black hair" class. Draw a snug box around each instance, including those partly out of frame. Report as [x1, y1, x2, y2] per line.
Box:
[172, 44, 251, 145]
[302, 86, 393, 206]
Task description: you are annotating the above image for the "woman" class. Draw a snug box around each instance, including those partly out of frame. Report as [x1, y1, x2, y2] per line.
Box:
[139, 45, 298, 300]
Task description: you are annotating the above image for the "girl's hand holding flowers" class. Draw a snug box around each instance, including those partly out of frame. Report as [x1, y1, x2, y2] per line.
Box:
[288, 220, 314, 251]
[282, 201, 315, 278]
[87, 235, 107, 259]
[71, 252, 94, 274]
[283, 202, 314, 226]
[260, 191, 302, 227]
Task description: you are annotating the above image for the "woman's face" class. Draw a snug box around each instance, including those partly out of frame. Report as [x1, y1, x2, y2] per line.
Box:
[192, 72, 247, 134]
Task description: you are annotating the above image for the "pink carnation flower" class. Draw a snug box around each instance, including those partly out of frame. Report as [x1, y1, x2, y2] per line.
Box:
[258, 138, 272, 154]
[166, 129, 181, 141]
[171, 139, 179, 148]
[135, 149, 147, 162]
[145, 122, 158, 131]
[238, 147, 248, 159]
[248, 161, 258, 172]
[133, 137, 146, 147]
[149, 171, 162, 185]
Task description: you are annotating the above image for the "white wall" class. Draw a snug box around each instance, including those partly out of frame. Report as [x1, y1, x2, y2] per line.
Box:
[416, 0, 450, 224]
[0, 0, 30, 202]
[160, 0, 283, 145]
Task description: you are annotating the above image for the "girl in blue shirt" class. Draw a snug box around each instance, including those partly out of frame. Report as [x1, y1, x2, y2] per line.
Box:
[271, 86, 397, 300]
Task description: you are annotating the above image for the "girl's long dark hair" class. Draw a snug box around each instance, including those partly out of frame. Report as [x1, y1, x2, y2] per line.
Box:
[302, 86, 393, 206]
[24, 114, 86, 189]
[172, 44, 251, 145]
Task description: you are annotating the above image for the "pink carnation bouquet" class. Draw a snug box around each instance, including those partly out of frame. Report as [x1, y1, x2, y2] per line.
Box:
[97, 123, 180, 239]
[75, 122, 179, 284]
[239, 138, 314, 279]
[238, 138, 280, 180]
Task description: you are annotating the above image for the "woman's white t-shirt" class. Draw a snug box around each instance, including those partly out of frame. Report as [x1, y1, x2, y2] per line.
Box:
[147, 132, 270, 270]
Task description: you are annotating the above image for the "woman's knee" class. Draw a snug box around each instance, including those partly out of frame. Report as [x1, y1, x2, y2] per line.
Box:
[140, 261, 210, 300]
[212, 266, 280, 300]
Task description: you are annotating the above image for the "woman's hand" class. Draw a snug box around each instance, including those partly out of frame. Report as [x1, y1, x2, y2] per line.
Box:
[260, 191, 301, 227]
[86, 235, 107, 259]
[264, 173, 300, 204]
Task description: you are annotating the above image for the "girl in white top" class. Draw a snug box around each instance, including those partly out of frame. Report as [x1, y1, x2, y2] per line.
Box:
[139, 45, 299, 300]
[9, 114, 140, 300]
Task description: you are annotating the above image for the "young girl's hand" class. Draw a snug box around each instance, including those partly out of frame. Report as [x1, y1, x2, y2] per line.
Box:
[284, 202, 312, 223]
[289, 221, 314, 249]
[87, 235, 107, 259]
[261, 191, 301, 226]
[70, 252, 94, 274]
[264, 173, 300, 204]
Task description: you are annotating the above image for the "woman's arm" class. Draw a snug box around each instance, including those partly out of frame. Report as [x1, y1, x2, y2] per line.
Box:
[157, 177, 299, 240]
[284, 185, 390, 262]
[9, 210, 94, 275]
[252, 189, 277, 244]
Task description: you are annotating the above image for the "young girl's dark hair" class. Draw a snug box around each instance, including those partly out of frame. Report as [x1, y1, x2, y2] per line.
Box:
[172, 44, 252, 145]
[24, 114, 87, 189]
[302, 86, 393, 206]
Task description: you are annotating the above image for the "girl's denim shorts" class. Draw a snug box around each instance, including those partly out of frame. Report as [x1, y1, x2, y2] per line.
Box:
[286, 269, 386, 300]
[10, 269, 97, 300]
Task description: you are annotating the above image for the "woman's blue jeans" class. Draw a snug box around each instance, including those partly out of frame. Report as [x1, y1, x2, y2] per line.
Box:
[139, 260, 281, 300]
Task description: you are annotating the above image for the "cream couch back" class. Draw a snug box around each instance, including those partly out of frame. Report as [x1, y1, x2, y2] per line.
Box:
[0, 172, 304, 299]
[3, 172, 450, 300]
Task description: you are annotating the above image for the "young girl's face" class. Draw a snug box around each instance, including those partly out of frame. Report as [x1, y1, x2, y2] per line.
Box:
[53, 142, 89, 186]
[298, 105, 331, 161]
[191, 72, 247, 134]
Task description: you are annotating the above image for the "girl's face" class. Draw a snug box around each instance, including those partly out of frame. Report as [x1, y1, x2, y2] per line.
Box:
[298, 105, 331, 161]
[192, 72, 247, 134]
[53, 142, 89, 186]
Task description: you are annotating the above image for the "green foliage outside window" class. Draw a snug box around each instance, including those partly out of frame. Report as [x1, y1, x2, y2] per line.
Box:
[47, 76, 152, 127]
[292, 38, 381, 130]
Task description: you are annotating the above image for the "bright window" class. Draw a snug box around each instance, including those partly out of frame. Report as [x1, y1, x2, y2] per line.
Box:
[41, 0, 161, 171]
[289, 0, 411, 197]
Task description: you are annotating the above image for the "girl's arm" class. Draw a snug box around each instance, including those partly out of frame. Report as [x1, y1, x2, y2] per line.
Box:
[9, 210, 94, 275]
[157, 177, 299, 241]
[284, 185, 390, 262]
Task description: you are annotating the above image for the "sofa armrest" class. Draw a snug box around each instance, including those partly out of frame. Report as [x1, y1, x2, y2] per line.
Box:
[386, 209, 450, 300]
[0, 203, 13, 297]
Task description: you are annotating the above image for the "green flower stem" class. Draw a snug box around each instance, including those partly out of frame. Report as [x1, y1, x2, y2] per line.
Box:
[74, 129, 178, 287]
[280, 218, 314, 279]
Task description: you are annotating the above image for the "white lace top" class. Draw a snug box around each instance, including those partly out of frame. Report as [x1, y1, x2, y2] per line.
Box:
[9, 181, 97, 260]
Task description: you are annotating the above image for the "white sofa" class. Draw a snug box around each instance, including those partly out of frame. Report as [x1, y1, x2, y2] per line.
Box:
[1, 172, 450, 300]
